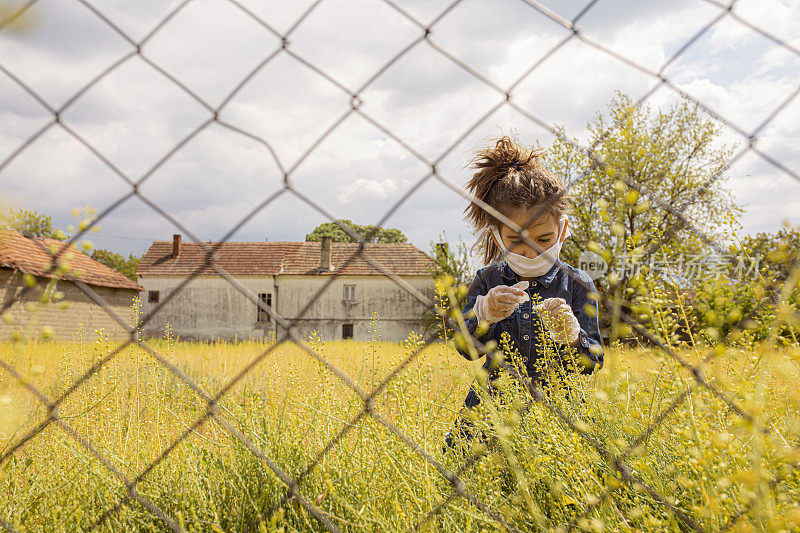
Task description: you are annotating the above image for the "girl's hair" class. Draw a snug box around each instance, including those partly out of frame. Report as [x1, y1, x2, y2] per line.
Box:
[464, 135, 569, 265]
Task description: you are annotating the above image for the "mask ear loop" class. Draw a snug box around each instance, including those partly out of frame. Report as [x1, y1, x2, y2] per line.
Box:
[558, 215, 571, 243]
[489, 226, 507, 253]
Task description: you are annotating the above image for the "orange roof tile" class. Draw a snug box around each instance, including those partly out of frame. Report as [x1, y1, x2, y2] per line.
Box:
[0, 230, 142, 291]
[137, 240, 435, 277]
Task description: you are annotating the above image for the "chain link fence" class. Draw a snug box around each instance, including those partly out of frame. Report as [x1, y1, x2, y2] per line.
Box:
[0, 0, 798, 531]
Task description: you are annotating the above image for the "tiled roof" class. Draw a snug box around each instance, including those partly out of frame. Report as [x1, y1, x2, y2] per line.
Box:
[0, 230, 142, 291]
[137, 240, 435, 277]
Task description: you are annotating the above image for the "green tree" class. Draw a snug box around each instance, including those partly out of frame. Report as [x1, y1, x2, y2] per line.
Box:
[91, 249, 141, 282]
[547, 93, 741, 277]
[544, 93, 743, 343]
[722, 224, 800, 343]
[739, 224, 800, 284]
[0, 208, 66, 239]
[305, 219, 407, 243]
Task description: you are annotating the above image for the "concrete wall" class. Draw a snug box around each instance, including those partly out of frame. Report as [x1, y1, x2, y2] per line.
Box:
[137, 274, 434, 342]
[0, 269, 138, 341]
[276, 275, 433, 342]
[138, 275, 276, 341]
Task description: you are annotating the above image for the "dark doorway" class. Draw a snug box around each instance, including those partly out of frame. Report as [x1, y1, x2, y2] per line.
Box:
[342, 323, 353, 339]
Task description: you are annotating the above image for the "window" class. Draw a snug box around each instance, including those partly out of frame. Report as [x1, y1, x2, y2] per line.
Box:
[257, 292, 272, 323]
[148, 290, 160, 303]
[342, 323, 353, 339]
[343, 284, 356, 301]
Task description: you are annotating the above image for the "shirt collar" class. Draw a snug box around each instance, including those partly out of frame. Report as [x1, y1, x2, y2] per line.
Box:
[499, 259, 562, 288]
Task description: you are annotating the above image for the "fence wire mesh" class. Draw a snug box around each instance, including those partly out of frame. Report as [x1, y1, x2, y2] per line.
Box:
[0, 0, 799, 531]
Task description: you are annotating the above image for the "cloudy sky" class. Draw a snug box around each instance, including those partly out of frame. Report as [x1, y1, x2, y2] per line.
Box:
[1, 0, 798, 267]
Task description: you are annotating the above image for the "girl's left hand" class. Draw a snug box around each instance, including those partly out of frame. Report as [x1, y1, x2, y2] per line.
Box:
[535, 297, 580, 346]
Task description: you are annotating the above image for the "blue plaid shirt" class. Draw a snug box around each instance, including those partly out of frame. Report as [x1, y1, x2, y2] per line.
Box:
[456, 259, 604, 384]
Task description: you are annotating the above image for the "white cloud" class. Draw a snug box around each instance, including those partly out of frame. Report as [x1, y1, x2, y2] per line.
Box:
[337, 177, 400, 203]
[0, 0, 798, 262]
[713, 0, 800, 52]
[0, 0, 132, 107]
[577, 0, 721, 69]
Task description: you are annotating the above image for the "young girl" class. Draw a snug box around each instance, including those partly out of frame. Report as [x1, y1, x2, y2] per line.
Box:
[444, 136, 604, 449]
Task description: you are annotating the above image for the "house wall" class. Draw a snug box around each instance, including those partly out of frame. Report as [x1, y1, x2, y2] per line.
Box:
[137, 274, 433, 342]
[276, 275, 433, 342]
[138, 276, 277, 341]
[0, 269, 138, 341]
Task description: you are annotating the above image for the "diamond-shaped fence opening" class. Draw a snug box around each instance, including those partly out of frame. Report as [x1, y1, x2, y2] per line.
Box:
[1, 0, 799, 531]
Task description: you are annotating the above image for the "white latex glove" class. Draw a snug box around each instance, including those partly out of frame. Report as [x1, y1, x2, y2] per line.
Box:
[474, 281, 529, 323]
[535, 297, 580, 345]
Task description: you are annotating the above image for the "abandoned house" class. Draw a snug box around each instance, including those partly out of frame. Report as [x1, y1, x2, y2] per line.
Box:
[0, 230, 143, 341]
[136, 235, 435, 342]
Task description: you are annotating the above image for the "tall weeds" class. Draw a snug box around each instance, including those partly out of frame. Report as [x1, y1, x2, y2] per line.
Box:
[0, 290, 798, 531]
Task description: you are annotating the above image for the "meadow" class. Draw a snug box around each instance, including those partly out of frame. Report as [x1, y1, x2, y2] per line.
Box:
[1, 313, 800, 532]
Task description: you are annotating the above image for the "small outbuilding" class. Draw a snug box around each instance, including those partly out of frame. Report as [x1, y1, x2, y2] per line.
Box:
[136, 235, 435, 342]
[0, 230, 143, 341]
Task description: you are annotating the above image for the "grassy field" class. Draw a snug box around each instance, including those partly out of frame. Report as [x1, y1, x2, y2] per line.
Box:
[1, 318, 800, 532]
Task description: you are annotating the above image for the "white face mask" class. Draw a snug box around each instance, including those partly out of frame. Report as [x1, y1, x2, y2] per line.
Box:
[491, 217, 568, 278]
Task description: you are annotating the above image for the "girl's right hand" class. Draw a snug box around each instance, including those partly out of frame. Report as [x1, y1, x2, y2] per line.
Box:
[474, 281, 529, 323]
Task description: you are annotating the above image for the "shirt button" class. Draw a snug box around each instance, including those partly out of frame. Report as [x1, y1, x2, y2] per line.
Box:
[523, 334, 529, 340]
[523, 313, 529, 319]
